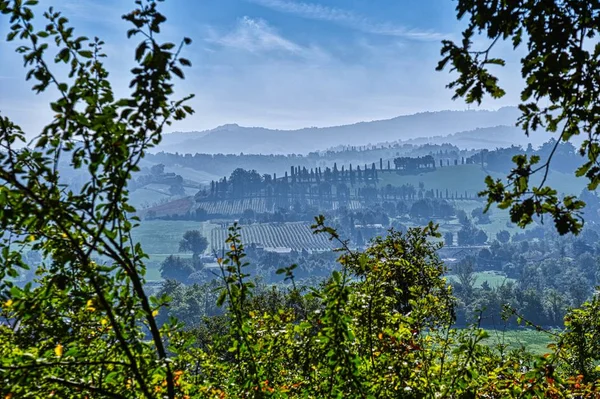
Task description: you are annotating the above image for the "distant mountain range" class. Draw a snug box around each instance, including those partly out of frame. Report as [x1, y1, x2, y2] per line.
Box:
[157, 107, 555, 155]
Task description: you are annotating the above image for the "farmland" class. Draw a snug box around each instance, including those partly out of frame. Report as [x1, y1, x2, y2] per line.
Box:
[132, 220, 335, 278]
[196, 198, 272, 215]
[126, 145, 593, 353]
[210, 222, 335, 252]
[132, 220, 216, 258]
[195, 198, 364, 216]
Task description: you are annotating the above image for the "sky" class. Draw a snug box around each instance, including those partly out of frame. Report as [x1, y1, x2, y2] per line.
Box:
[0, 0, 524, 135]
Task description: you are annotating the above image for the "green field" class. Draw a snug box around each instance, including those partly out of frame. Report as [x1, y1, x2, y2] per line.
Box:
[132, 220, 216, 255]
[129, 184, 199, 209]
[378, 164, 584, 198]
[433, 198, 538, 238]
[163, 165, 219, 185]
[446, 271, 515, 288]
[377, 164, 502, 197]
[482, 329, 556, 355]
[132, 220, 217, 280]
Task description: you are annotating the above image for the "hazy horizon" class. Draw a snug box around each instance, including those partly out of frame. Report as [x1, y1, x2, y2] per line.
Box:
[164, 105, 520, 134]
[0, 0, 526, 138]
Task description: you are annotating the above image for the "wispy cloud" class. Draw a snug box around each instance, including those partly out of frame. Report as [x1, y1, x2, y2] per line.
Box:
[248, 0, 443, 40]
[206, 16, 329, 61]
[208, 17, 302, 53]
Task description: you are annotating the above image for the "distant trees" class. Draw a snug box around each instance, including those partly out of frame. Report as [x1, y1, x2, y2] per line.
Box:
[151, 163, 166, 175]
[229, 168, 262, 198]
[565, 271, 593, 308]
[154, 280, 222, 327]
[393, 155, 436, 172]
[201, 154, 449, 207]
[160, 255, 197, 282]
[203, 164, 388, 207]
[438, 201, 456, 219]
[162, 230, 209, 282]
[456, 209, 469, 225]
[580, 189, 600, 223]
[409, 199, 456, 220]
[471, 207, 491, 224]
[444, 232, 454, 247]
[457, 223, 488, 246]
[242, 209, 256, 221]
[453, 259, 476, 303]
[179, 230, 209, 262]
[410, 199, 434, 219]
[190, 158, 488, 221]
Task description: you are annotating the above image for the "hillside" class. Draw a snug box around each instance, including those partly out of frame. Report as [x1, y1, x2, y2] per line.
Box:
[398, 125, 551, 150]
[158, 107, 527, 155]
[140, 160, 586, 220]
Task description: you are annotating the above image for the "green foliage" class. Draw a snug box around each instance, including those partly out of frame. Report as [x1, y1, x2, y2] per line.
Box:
[178, 230, 208, 261]
[1, 2, 600, 398]
[437, 0, 600, 235]
[159, 255, 197, 283]
[560, 296, 600, 381]
[453, 259, 476, 303]
[471, 206, 491, 224]
[171, 217, 600, 397]
[0, 0, 193, 397]
[457, 221, 488, 245]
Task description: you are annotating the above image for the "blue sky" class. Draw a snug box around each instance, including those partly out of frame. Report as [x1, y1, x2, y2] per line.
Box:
[0, 0, 523, 135]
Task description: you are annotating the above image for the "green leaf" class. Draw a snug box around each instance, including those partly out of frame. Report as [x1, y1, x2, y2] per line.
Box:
[134, 41, 147, 61]
[78, 50, 92, 58]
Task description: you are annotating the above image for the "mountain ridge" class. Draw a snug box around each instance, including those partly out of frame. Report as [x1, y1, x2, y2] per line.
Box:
[157, 107, 539, 155]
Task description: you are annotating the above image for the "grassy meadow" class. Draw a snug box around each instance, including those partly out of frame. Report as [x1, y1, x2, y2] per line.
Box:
[377, 164, 502, 197]
[445, 271, 515, 288]
[482, 329, 556, 355]
[132, 220, 217, 280]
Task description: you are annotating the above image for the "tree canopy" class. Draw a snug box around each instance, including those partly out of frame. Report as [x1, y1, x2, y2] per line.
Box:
[160, 255, 196, 282]
[0, 0, 194, 396]
[179, 230, 208, 261]
[438, 0, 600, 235]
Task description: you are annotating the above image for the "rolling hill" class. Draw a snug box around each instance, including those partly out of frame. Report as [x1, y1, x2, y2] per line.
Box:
[158, 107, 537, 155]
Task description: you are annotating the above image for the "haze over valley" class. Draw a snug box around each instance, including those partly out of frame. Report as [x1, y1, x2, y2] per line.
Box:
[157, 106, 544, 155]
